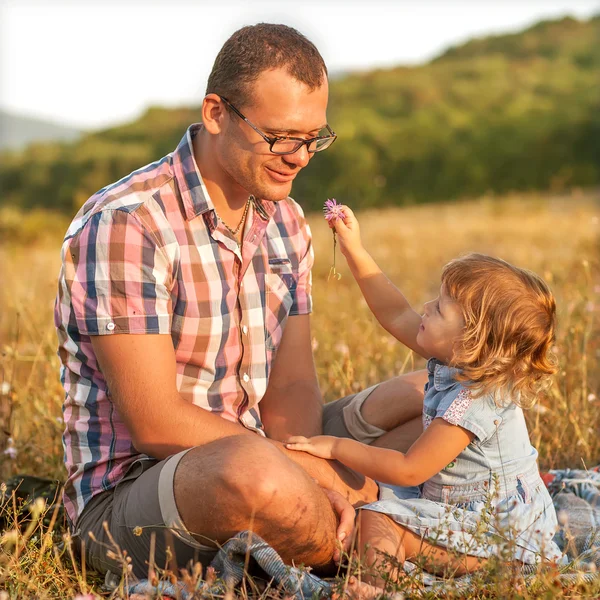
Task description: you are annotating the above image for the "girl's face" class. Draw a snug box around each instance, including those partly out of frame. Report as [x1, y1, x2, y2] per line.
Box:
[416, 285, 465, 364]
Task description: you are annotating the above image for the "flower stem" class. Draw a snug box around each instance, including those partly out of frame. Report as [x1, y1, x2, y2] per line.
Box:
[328, 230, 342, 281]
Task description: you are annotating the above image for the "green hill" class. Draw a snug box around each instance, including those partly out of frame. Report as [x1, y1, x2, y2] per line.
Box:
[1, 16, 598, 214]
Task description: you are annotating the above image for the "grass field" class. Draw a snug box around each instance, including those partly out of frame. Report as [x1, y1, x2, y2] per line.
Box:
[0, 191, 599, 598]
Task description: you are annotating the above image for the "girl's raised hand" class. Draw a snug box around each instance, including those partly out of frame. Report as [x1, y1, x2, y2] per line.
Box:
[328, 206, 362, 257]
[285, 435, 339, 459]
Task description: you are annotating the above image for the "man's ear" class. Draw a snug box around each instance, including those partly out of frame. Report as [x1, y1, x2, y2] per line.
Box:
[202, 94, 227, 135]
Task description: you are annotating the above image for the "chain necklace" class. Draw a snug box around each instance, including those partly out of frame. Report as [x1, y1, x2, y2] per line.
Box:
[216, 195, 254, 238]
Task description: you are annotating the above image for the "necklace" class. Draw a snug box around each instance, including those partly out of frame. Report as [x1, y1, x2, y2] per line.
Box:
[216, 195, 253, 238]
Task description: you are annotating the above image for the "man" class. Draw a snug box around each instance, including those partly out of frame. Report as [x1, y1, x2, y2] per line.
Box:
[55, 23, 425, 578]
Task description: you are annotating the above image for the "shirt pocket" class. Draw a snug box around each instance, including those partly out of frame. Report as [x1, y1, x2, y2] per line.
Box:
[264, 271, 296, 353]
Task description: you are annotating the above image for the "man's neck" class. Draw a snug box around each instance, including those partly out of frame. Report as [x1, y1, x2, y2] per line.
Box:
[193, 128, 249, 214]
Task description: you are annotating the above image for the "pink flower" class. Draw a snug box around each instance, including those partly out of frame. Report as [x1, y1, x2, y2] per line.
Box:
[323, 198, 345, 223]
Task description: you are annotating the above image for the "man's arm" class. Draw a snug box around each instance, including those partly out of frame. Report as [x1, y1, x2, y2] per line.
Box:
[260, 314, 322, 440]
[90, 333, 254, 459]
[259, 314, 378, 505]
[92, 319, 377, 504]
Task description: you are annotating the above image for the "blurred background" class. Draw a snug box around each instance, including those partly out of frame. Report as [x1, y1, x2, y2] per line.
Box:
[1, 0, 599, 216]
[0, 0, 599, 480]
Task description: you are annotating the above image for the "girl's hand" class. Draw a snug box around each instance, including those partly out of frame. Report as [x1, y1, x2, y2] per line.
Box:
[285, 435, 339, 459]
[328, 206, 363, 257]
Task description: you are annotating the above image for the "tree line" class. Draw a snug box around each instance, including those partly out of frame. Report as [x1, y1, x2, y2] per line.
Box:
[1, 16, 598, 215]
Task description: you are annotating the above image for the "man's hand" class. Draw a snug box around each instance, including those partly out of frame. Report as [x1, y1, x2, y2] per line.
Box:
[286, 435, 339, 459]
[322, 487, 356, 563]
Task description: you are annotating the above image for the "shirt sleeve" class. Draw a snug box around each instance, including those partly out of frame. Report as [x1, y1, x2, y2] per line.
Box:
[289, 204, 314, 316]
[435, 386, 499, 443]
[63, 208, 174, 336]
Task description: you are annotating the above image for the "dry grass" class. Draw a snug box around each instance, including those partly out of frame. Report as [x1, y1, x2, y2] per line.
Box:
[0, 190, 599, 598]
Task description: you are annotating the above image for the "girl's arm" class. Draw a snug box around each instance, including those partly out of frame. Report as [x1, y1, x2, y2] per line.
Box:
[333, 207, 429, 358]
[287, 420, 474, 487]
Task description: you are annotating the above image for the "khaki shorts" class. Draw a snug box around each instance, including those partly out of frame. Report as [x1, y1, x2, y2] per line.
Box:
[75, 385, 383, 578]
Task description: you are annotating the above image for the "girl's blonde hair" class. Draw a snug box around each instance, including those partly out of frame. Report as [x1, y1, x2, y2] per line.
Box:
[442, 253, 557, 407]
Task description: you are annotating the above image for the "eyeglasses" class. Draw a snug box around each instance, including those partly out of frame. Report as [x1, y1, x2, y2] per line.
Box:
[219, 96, 337, 156]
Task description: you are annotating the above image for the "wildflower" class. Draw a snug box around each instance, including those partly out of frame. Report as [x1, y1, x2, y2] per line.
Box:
[74, 595, 96, 600]
[323, 198, 345, 223]
[335, 342, 350, 356]
[588, 393, 597, 402]
[3, 438, 17, 460]
[0, 382, 10, 395]
[323, 198, 344, 281]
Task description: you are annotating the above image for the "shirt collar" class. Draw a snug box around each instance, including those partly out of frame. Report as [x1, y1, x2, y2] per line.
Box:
[426, 357, 460, 391]
[172, 123, 276, 223]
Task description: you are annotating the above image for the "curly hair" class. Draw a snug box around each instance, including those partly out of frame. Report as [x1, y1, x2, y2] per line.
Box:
[206, 23, 327, 108]
[441, 254, 557, 407]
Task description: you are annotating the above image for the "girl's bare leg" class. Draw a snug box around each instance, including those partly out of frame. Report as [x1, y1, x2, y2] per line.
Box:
[355, 510, 486, 591]
[357, 510, 406, 591]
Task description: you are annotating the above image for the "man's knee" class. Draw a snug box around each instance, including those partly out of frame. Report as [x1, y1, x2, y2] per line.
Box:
[176, 435, 317, 514]
[174, 435, 338, 567]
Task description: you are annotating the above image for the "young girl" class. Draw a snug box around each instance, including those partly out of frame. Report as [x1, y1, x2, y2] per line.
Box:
[287, 205, 562, 589]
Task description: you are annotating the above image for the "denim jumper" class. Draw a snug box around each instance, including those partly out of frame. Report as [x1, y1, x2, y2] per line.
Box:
[363, 359, 562, 563]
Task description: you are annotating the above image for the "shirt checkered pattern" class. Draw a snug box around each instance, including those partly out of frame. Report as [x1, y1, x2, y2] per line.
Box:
[54, 124, 314, 525]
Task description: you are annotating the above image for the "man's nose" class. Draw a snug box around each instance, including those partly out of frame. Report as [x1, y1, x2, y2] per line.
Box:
[283, 145, 311, 169]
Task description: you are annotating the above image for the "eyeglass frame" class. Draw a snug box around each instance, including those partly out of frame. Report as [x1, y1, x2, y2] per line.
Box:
[219, 96, 337, 156]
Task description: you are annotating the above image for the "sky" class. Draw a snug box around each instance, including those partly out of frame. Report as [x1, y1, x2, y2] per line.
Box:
[1, 0, 598, 130]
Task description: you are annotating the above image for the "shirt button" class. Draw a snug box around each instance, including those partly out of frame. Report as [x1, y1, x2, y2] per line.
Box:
[242, 325, 248, 335]
[242, 373, 250, 383]
[106, 322, 116, 331]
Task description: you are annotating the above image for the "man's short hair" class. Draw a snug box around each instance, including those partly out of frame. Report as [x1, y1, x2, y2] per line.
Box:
[206, 23, 328, 108]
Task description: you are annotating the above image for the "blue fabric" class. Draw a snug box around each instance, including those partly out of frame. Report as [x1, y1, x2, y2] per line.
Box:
[127, 531, 331, 599]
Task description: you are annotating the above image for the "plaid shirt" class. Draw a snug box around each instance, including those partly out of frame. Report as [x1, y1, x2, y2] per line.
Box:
[54, 124, 314, 525]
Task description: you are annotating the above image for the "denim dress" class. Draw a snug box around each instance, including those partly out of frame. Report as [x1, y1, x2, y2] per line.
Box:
[363, 359, 562, 563]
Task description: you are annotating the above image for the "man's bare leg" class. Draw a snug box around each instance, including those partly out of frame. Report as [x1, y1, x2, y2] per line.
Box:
[174, 434, 339, 568]
[371, 416, 423, 453]
[358, 370, 426, 452]
[360, 370, 427, 432]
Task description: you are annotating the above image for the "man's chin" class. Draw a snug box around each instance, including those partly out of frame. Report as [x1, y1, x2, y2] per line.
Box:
[255, 183, 293, 202]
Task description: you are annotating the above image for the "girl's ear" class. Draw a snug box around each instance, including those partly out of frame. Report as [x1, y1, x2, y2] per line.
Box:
[202, 94, 227, 135]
